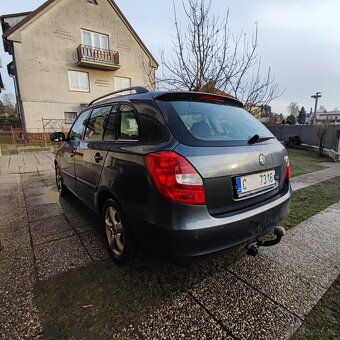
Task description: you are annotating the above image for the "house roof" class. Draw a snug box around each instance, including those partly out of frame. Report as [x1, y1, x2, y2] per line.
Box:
[319, 111, 340, 116]
[197, 81, 237, 100]
[2, 0, 158, 67]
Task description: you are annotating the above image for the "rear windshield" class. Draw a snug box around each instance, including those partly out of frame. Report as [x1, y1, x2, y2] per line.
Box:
[157, 100, 273, 147]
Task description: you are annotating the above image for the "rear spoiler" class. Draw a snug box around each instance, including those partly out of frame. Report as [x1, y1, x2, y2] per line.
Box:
[154, 91, 243, 108]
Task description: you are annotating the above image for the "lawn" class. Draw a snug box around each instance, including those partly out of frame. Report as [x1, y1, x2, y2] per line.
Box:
[287, 148, 332, 177]
[34, 176, 340, 339]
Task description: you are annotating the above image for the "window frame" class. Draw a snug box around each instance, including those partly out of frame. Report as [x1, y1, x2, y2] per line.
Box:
[81, 29, 109, 50]
[114, 77, 131, 91]
[64, 112, 77, 125]
[116, 103, 141, 142]
[68, 70, 90, 93]
[83, 104, 113, 142]
[67, 109, 92, 144]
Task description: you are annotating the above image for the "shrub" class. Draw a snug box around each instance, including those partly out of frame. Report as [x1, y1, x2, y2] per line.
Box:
[284, 135, 302, 148]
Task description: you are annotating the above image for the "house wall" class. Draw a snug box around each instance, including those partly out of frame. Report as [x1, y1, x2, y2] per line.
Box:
[9, 0, 155, 132]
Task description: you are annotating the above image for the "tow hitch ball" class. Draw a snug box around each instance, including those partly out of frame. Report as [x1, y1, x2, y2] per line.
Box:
[246, 226, 286, 256]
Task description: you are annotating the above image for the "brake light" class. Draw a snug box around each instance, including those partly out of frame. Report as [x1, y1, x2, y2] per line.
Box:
[199, 94, 225, 103]
[285, 157, 291, 181]
[145, 151, 206, 205]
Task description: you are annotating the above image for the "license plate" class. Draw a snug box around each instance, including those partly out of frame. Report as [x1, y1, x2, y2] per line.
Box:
[236, 170, 276, 197]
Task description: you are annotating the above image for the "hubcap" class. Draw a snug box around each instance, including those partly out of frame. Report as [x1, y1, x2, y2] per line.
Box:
[56, 167, 63, 193]
[105, 206, 124, 256]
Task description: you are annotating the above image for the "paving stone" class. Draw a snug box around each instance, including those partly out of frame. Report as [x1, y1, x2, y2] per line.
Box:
[27, 203, 62, 222]
[24, 185, 56, 198]
[260, 239, 339, 289]
[79, 230, 108, 260]
[25, 191, 60, 207]
[228, 255, 326, 318]
[190, 271, 301, 339]
[285, 218, 340, 264]
[0, 222, 31, 252]
[30, 215, 75, 245]
[0, 173, 20, 184]
[34, 235, 92, 280]
[138, 294, 233, 340]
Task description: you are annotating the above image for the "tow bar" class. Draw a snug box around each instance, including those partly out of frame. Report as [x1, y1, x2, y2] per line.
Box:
[246, 226, 286, 256]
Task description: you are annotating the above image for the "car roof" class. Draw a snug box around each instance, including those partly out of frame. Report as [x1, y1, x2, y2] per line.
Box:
[86, 90, 243, 110]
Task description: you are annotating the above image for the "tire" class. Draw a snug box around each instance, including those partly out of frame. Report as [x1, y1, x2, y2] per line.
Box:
[102, 198, 134, 265]
[55, 164, 67, 196]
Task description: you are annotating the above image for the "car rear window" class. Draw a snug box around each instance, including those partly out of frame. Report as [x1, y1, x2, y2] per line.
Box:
[157, 100, 273, 146]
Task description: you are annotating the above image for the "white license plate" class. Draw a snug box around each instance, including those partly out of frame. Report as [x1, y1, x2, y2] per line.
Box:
[236, 170, 276, 197]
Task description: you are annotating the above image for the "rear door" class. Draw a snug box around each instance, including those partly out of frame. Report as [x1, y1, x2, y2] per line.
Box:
[59, 109, 91, 193]
[74, 105, 117, 209]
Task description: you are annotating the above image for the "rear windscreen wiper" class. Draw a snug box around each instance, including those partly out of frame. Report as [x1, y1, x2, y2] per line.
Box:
[248, 134, 275, 145]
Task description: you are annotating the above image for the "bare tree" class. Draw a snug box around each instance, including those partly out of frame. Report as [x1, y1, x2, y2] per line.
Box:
[287, 102, 299, 117]
[159, 0, 282, 109]
[315, 119, 330, 156]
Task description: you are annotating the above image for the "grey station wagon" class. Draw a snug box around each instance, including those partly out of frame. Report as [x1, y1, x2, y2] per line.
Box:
[51, 87, 292, 264]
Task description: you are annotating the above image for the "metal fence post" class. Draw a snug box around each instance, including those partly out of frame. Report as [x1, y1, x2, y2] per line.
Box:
[42, 118, 48, 147]
[10, 125, 16, 146]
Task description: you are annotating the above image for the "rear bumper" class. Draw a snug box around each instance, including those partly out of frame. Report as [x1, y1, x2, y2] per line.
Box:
[132, 186, 292, 257]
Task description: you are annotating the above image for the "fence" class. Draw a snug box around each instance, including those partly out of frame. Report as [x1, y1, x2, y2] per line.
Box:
[0, 119, 72, 147]
[265, 124, 340, 152]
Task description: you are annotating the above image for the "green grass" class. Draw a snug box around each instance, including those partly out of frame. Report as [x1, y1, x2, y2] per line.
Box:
[287, 148, 331, 177]
[282, 176, 340, 231]
[291, 276, 340, 340]
[35, 177, 340, 339]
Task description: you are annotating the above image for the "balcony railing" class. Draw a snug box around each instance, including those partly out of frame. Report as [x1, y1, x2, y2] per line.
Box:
[77, 44, 120, 71]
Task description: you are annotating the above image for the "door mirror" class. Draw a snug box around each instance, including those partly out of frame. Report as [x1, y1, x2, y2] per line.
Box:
[50, 132, 66, 142]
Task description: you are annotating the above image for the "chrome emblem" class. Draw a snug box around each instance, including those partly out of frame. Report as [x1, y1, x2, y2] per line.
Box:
[259, 154, 266, 166]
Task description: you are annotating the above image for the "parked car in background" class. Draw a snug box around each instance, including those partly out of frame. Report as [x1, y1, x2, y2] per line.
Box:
[51, 87, 292, 264]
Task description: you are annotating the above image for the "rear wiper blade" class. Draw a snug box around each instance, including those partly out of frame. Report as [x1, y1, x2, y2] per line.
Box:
[248, 134, 275, 145]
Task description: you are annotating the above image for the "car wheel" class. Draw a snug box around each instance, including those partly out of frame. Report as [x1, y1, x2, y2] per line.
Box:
[102, 199, 133, 264]
[55, 164, 67, 196]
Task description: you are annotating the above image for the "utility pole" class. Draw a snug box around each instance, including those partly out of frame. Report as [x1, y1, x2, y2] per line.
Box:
[311, 92, 322, 125]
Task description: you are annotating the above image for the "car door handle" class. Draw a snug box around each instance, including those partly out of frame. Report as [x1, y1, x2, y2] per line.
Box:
[94, 153, 103, 163]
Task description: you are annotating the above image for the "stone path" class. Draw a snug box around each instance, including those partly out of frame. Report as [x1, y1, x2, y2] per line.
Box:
[0, 153, 339, 339]
[290, 162, 340, 191]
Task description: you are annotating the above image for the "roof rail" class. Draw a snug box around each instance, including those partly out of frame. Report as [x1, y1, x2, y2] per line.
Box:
[88, 86, 149, 106]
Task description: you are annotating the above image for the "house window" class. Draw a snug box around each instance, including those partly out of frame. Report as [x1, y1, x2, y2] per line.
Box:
[114, 77, 131, 91]
[65, 112, 77, 124]
[87, 0, 98, 4]
[82, 30, 109, 50]
[68, 70, 90, 92]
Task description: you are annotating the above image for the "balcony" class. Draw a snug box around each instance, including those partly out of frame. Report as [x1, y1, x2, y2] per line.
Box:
[77, 44, 120, 71]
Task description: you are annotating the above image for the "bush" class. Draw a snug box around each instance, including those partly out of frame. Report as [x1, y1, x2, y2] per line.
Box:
[284, 135, 302, 148]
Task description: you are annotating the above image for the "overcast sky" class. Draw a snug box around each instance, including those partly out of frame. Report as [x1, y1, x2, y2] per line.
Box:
[1, 0, 339, 115]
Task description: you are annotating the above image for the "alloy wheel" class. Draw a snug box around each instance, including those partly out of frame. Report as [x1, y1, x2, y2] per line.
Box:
[105, 206, 124, 256]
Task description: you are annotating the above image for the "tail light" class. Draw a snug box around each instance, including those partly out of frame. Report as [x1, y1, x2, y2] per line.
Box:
[145, 151, 206, 205]
[285, 156, 291, 181]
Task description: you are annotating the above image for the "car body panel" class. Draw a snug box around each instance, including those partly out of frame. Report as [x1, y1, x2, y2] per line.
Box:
[54, 90, 292, 257]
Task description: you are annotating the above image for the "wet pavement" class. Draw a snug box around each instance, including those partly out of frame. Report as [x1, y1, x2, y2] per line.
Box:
[0, 152, 339, 339]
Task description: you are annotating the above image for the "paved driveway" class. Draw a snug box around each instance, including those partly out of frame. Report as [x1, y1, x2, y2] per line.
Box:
[0, 152, 339, 339]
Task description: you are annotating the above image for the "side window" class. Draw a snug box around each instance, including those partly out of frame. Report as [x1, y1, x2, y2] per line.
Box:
[84, 105, 112, 141]
[69, 110, 91, 143]
[103, 105, 119, 141]
[118, 104, 139, 140]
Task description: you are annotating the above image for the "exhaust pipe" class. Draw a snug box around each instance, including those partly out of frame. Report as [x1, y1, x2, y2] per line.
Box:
[246, 226, 286, 256]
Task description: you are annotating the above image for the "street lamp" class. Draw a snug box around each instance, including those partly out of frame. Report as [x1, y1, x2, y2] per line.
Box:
[311, 92, 321, 124]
